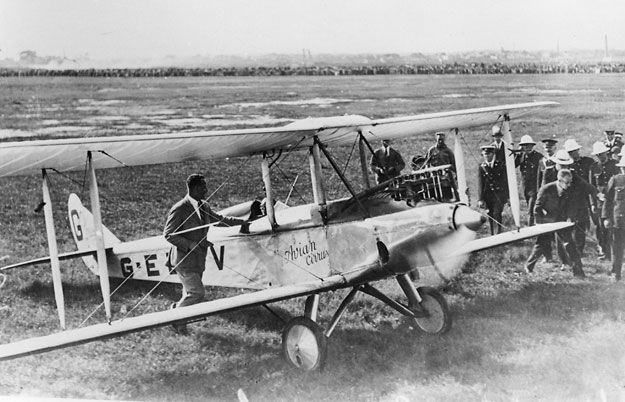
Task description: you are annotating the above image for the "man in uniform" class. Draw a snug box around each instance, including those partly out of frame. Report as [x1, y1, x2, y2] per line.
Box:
[590, 142, 619, 260]
[538, 137, 558, 187]
[490, 126, 507, 166]
[164, 174, 248, 334]
[425, 132, 456, 172]
[478, 145, 508, 235]
[524, 169, 585, 277]
[565, 139, 597, 255]
[513, 135, 543, 225]
[603, 130, 623, 159]
[602, 155, 625, 281]
[566, 139, 594, 182]
[370, 139, 405, 184]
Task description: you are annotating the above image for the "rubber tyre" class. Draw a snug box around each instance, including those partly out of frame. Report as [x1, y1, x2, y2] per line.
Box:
[282, 317, 327, 371]
[412, 286, 451, 335]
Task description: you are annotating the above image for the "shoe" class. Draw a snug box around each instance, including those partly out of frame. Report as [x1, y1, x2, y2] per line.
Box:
[573, 270, 586, 278]
[169, 303, 189, 335]
[170, 324, 189, 336]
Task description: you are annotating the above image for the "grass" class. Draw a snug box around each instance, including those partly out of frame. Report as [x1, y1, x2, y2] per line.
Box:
[1, 74, 625, 401]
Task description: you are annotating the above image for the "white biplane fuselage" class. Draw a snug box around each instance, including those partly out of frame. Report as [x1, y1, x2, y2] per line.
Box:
[70, 186, 477, 291]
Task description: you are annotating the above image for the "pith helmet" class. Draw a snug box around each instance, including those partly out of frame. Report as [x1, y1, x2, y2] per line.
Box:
[564, 139, 582, 152]
[519, 135, 536, 145]
[550, 149, 574, 165]
[591, 141, 610, 155]
[491, 126, 503, 137]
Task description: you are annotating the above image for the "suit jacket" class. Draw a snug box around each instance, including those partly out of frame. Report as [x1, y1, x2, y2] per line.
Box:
[534, 181, 571, 223]
[164, 197, 211, 274]
[568, 172, 598, 223]
[370, 147, 405, 183]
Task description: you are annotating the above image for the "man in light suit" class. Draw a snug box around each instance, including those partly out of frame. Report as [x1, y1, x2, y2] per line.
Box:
[164, 174, 247, 334]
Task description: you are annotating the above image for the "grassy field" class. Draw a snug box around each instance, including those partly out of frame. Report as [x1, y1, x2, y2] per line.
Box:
[1, 74, 625, 401]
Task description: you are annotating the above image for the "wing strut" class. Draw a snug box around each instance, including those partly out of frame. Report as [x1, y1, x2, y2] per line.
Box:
[357, 131, 372, 189]
[87, 152, 112, 322]
[502, 115, 521, 229]
[261, 154, 278, 230]
[313, 136, 369, 219]
[453, 128, 469, 205]
[41, 169, 66, 329]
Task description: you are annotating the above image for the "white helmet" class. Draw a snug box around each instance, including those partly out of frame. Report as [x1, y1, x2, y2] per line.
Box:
[591, 141, 610, 155]
[550, 149, 574, 165]
[564, 139, 582, 152]
[519, 135, 536, 145]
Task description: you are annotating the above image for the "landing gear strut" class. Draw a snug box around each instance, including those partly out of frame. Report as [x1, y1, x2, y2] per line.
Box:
[280, 274, 451, 370]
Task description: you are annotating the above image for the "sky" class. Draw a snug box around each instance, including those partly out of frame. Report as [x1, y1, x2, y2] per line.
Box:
[1, 0, 625, 61]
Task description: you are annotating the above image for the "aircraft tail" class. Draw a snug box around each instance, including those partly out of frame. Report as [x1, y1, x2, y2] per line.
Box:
[67, 193, 121, 275]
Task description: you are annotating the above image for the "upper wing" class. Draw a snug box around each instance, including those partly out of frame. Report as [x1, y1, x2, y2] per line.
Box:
[0, 102, 556, 177]
[0, 274, 347, 361]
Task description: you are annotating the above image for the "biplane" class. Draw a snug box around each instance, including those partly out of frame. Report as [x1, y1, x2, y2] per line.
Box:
[0, 101, 571, 371]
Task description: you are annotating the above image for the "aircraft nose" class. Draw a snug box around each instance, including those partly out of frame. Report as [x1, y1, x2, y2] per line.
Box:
[452, 205, 486, 231]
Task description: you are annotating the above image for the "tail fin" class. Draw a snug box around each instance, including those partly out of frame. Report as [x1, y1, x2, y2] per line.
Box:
[67, 193, 120, 274]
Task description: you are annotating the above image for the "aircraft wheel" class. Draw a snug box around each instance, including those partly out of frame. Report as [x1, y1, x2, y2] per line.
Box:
[411, 286, 451, 335]
[282, 317, 327, 371]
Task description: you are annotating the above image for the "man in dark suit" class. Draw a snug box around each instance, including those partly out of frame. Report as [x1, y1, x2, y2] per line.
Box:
[524, 169, 585, 277]
[370, 139, 405, 184]
[478, 145, 508, 235]
[164, 174, 247, 334]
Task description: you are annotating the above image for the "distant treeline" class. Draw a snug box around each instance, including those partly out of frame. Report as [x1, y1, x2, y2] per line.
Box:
[2, 62, 625, 77]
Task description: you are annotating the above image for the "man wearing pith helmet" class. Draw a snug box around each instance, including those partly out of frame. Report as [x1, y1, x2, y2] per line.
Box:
[565, 139, 593, 182]
[513, 135, 543, 226]
[563, 140, 600, 256]
[590, 141, 619, 260]
[602, 155, 625, 281]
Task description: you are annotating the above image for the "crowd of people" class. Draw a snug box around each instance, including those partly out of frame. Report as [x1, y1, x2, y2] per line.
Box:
[369, 129, 625, 281]
[2, 62, 625, 78]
